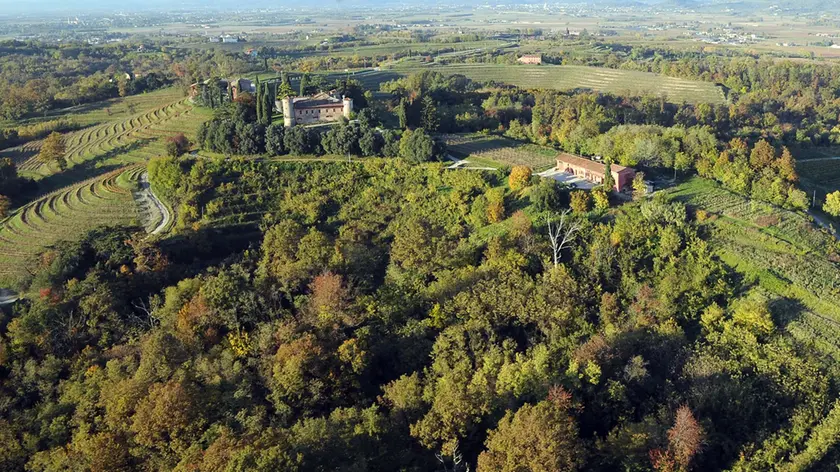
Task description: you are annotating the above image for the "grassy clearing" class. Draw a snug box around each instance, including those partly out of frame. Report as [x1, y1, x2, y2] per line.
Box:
[666, 177, 840, 361]
[443, 133, 557, 171]
[393, 63, 727, 105]
[0, 166, 144, 288]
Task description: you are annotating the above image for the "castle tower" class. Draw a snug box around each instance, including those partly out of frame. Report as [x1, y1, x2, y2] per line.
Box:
[282, 97, 295, 127]
[342, 97, 353, 120]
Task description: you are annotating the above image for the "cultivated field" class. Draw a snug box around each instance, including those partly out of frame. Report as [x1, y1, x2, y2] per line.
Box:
[4, 97, 205, 178]
[443, 133, 558, 170]
[797, 157, 840, 192]
[394, 63, 727, 104]
[668, 177, 840, 364]
[0, 166, 143, 288]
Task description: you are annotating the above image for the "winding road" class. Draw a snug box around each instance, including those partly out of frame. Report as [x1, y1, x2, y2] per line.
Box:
[139, 171, 171, 235]
[0, 288, 19, 306]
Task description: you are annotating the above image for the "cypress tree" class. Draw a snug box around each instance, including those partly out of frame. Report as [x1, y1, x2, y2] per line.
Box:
[300, 73, 309, 97]
[264, 83, 274, 124]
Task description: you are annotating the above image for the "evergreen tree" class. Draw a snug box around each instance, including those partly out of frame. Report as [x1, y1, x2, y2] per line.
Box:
[420, 95, 439, 132]
[264, 83, 274, 125]
[300, 73, 309, 97]
[603, 160, 615, 191]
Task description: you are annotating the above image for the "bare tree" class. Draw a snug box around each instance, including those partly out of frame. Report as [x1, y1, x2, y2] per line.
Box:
[436, 442, 471, 472]
[546, 210, 581, 266]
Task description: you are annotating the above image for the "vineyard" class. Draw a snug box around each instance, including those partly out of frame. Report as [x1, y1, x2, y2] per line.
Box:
[3, 98, 208, 178]
[0, 166, 143, 287]
[668, 177, 840, 363]
[443, 133, 558, 170]
[393, 63, 727, 104]
[797, 157, 840, 194]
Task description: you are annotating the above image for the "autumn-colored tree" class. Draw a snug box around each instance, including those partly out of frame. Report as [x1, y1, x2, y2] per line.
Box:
[632, 172, 648, 201]
[477, 387, 583, 472]
[650, 405, 705, 472]
[749, 139, 776, 170]
[165, 133, 191, 157]
[131, 380, 204, 457]
[775, 147, 798, 182]
[307, 271, 352, 327]
[486, 188, 506, 223]
[39, 131, 66, 170]
[728, 137, 749, 160]
[569, 190, 590, 214]
[508, 165, 532, 191]
[592, 187, 610, 211]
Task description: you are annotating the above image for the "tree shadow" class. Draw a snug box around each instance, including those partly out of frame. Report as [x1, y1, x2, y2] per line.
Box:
[768, 297, 808, 330]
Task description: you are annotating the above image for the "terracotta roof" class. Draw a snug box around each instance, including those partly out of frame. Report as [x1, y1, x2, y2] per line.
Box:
[556, 153, 633, 174]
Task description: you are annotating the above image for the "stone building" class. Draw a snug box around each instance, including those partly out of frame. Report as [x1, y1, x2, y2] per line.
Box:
[279, 91, 353, 127]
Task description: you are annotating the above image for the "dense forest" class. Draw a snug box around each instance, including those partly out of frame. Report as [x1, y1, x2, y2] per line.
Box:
[2, 157, 839, 470]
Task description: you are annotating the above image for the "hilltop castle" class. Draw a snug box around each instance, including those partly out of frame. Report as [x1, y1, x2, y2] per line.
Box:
[278, 91, 353, 127]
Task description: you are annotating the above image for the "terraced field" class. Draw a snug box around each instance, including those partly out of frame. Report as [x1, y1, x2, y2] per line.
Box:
[393, 63, 727, 104]
[0, 166, 143, 287]
[444, 133, 558, 170]
[5, 98, 206, 177]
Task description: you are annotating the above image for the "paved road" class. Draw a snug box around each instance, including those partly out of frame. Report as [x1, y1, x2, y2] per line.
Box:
[445, 154, 497, 170]
[0, 288, 19, 306]
[801, 156, 840, 161]
[139, 172, 170, 235]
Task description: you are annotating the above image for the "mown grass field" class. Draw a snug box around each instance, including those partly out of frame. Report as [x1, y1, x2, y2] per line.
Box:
[0, 166, 144, 288]
[443, 133, 558, 170]
[667, 177, 840, 365]
[393, 63, 727, 104]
